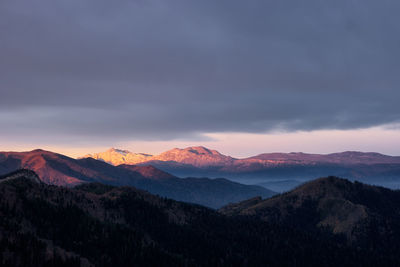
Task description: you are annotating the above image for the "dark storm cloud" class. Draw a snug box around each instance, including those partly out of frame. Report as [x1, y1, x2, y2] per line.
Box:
[1, 0, 399, 142]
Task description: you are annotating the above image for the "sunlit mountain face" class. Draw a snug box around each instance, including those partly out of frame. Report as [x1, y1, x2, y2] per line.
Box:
[83, 146, 400, 192]
[85, 146, 400, 166]
[0, 149, 275, 208]
[84, 146, 235, 167]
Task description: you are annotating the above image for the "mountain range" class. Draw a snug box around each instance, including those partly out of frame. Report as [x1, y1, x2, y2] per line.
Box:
[0, 149, 274, 208]
[84, 147, 400, 191]
[1, 170, 399, 266]
[84, 146, 235, 167]
[86, 147, 400, 166]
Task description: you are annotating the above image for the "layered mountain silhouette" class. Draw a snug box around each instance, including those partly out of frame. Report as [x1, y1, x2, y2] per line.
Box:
[1, 170, 399, 266]
[85, 147, 400, 191]
[0, 149, 274, 208]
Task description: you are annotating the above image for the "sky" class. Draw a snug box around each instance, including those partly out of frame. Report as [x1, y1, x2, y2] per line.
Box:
[1, 0, 400, 158]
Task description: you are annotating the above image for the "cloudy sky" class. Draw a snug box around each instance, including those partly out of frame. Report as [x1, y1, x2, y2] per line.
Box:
[1, 0, 399, 157]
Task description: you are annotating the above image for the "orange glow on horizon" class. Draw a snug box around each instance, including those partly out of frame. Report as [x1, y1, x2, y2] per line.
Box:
[1, 126, 400, 158]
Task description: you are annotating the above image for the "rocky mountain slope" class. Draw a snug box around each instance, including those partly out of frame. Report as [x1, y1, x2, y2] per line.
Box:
[0, 150, 274, 208]
[0, 170, 398, 266]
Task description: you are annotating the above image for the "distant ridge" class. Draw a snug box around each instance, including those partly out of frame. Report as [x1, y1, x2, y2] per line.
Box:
[0, 149, 275, 208]
[248, 151, 400, 165]
[84, 147, 153, 165]
[84, 146, 235, 167]
[83, 147, 400, 167]
[82, 147, 400, 191]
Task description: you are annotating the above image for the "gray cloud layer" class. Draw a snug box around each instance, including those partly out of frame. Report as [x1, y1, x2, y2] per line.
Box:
[1, 0, 399, 142]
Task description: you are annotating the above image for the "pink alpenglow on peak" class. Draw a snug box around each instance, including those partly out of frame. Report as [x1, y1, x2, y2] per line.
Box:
[83, 147, 400, 169]
[84, 146, 235, 167]
[83, 148, 153, 165]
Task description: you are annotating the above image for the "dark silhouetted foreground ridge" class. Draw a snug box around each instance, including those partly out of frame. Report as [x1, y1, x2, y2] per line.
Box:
[0, 171, 400, 266]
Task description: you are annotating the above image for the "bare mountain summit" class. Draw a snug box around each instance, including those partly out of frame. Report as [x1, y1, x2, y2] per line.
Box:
[84, 147, 400, 168]
[151, 146, 235, 167]
[83, 147, 400, 191]
[0, 149, 274, 208]
[84, 148, 153, 165]
[85, 146, 235, 167]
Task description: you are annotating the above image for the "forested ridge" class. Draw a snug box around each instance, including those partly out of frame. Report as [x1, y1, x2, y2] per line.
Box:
[0, 170, 399, 266]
